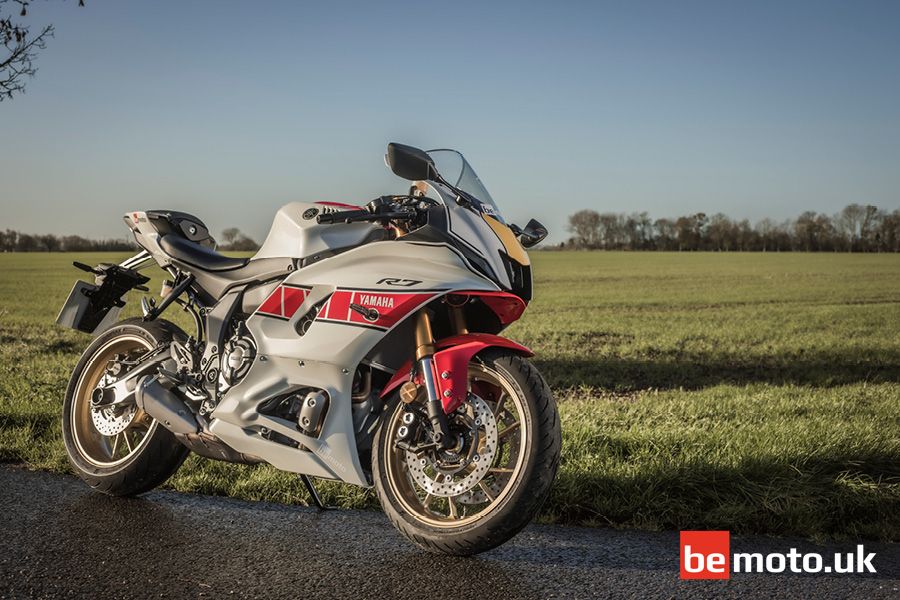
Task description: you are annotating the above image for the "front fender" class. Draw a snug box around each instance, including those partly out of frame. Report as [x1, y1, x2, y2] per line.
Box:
[380, 333, 533, 413]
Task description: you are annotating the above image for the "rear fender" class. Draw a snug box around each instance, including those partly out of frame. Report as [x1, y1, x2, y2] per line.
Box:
[380, 333, 533, 413]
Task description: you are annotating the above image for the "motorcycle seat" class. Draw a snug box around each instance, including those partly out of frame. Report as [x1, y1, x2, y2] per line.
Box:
[159, 234, 249, 272]
[158, 234, 296, 303]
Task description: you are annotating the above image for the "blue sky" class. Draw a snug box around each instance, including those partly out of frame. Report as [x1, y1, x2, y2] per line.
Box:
[1, 0, 898, 244]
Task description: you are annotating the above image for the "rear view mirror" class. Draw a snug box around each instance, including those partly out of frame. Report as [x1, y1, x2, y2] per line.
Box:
[386, 143, 438, 181]
[518, 219, 548, 248]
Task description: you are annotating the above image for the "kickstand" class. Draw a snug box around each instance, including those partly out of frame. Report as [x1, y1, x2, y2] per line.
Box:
[299, 474, 328, 510]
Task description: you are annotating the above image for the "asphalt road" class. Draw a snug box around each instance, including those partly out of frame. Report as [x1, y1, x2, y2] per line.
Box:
[0, 465, 897, 599]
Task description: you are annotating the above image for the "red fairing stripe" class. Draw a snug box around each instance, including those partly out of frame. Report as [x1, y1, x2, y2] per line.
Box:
[256, 285, 310, 319]
[317, 290, 440, 330]
[282, 287, 307, 316]
[453, 290, 526, 325]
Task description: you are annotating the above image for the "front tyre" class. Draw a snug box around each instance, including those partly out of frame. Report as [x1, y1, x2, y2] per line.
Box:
[373, 349, 561, 555]
[62, 318, 189, 496]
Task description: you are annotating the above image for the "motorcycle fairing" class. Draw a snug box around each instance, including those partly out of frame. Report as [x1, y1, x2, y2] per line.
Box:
[254, 201, 383, 261]
[208, 239, 501, 486]
[255, 284, 311, 320]
[401, 181, 534, 302]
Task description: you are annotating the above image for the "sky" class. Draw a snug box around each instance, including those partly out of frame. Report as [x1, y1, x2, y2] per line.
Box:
[1, 0, 899, 244]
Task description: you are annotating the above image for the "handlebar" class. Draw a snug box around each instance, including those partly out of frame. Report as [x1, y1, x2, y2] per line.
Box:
[316, 196, 417, 225]
[316, 209, 371, 224]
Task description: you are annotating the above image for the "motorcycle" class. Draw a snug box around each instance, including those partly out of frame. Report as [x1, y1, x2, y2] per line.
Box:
[56, 143, 560, 555]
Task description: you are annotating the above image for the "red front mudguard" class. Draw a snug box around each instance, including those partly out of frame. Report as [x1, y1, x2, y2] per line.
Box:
[380, 333, 534, 414]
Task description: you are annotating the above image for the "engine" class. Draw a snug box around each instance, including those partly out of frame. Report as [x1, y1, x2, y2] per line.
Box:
[218, 322, 256, 392]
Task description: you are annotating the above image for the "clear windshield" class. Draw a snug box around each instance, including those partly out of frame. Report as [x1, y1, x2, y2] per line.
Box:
[426, 149, 503, 221]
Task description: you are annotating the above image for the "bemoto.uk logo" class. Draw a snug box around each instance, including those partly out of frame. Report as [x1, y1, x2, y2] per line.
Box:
[680, 531, 877, 580]
[681, 531, 730, 579]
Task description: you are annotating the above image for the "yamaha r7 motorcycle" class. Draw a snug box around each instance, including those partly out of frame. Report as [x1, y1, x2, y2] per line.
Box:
[56, 143, 559, 555]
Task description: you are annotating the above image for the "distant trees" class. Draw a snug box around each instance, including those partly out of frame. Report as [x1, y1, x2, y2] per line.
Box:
[564, 204, 900, 252]
[567, 210, 602, 248]
[0, 229, 135, 252]
[218, 228, 259, 251]
[0, 227, 261, 252]
[0, 227, 259, 252]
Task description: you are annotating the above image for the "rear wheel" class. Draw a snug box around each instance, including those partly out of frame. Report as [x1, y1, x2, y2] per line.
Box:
[62, 318, 189, 496]
[373, 349, 561, 555]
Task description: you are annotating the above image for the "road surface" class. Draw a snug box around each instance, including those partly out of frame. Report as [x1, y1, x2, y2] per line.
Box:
[0, 465, 897, 599]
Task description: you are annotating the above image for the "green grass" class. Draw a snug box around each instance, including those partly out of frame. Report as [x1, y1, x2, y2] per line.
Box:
[1, 251, 898, 540]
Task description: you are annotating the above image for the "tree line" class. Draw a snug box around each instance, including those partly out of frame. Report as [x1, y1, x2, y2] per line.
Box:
[564, 204, 900, 252]
[0, 228, 259, 252]
[0, 230, 135, 252]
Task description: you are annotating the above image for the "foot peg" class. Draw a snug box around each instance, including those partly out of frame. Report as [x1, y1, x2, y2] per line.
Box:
[299, 474, 329, 510]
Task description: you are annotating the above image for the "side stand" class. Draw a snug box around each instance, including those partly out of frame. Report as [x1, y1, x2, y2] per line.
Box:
[299, 474, 328, 510]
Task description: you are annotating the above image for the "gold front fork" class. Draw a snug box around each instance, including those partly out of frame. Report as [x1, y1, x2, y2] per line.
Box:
[450, 305, 468, 335]
[414, 309, 435, 361]
[413, 309, 451, 448]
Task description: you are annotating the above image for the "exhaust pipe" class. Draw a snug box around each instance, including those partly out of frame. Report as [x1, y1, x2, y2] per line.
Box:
[135, 375, 199, 435]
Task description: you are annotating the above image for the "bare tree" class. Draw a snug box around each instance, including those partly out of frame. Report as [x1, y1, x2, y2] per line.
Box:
[859, 205, 881, 251]
[1, 0, 83, 101]
[37, 233, 60, 251]
[598, 213, 621, 249]
[653, 218, 676, 250]
[835, 203, 867, 252]
[221, 227, 241, 246]
[635, 212, 652, 249]
[794, 211, 818, 251]
[735, 219, 755, 251]
[567, 210, 601, 249]
[219, 228, 259, 251]
[878, 210, 900, 253]
[756, 218, 776, 252]
[0, 229, 17, 251]
[707, 213, 733, 251]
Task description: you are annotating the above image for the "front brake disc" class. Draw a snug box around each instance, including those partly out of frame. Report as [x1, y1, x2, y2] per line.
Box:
[404, 396, 498, 498]
[457, 405, 521, 505]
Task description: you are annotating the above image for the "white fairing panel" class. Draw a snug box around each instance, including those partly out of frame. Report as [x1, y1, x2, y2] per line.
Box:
[250, 240, 498, 359]
[255, 202, 382, 260]
[210, 239, 499, 487]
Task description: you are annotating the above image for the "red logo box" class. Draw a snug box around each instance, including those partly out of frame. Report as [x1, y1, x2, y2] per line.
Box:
[680, 531, 731, 580]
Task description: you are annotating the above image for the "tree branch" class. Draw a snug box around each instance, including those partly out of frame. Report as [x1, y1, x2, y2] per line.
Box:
[0, 0, 81, 101]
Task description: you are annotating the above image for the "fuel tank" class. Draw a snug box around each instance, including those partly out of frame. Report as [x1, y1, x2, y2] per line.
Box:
[254, 202, 383, 260]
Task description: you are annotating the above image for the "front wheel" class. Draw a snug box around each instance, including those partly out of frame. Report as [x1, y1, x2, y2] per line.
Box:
[372, 349, 561, 555]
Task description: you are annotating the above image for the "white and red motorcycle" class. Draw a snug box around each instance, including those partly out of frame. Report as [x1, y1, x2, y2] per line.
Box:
[57, 143, 559, 555]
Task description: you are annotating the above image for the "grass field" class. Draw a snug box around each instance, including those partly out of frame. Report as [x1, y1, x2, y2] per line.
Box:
[1, 251, 898, 541]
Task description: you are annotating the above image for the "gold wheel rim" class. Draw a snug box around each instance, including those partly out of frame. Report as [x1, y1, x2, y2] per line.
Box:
[384, 362, 529, 528]
[71, 335, 157, 467]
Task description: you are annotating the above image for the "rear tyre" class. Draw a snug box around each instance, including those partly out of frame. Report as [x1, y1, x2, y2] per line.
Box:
[372, 349, 561, 555]
[62, 318, 190, 496]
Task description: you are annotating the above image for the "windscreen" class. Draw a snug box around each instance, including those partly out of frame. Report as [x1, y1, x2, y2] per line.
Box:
[427, 149, 504, 221]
